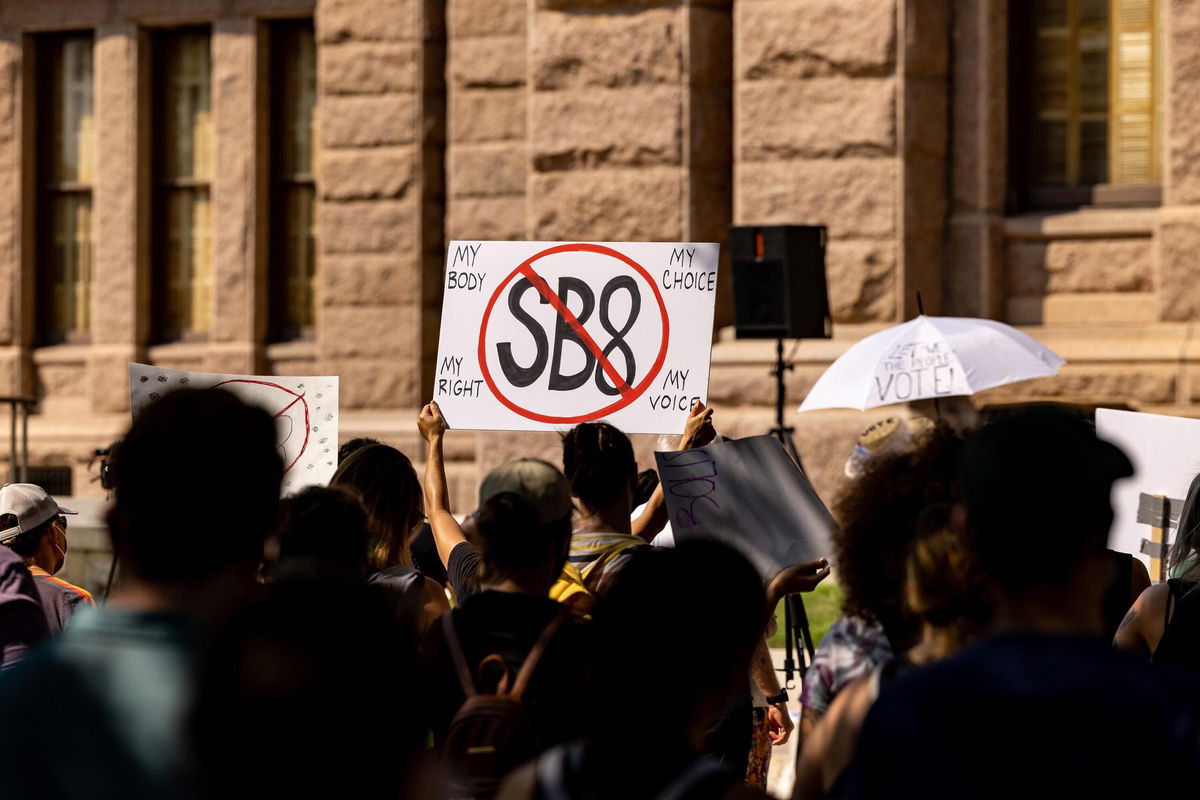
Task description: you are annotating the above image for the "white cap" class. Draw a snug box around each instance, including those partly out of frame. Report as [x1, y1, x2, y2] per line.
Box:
[0, 484, 77, 545]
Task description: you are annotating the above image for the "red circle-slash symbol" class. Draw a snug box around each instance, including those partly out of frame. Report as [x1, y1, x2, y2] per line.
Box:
[214, 379, 311, 474]
[478, 243, 670, 425]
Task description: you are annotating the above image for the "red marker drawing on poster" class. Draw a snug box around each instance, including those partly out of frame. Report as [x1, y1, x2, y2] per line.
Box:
[129, 363, 339, 494]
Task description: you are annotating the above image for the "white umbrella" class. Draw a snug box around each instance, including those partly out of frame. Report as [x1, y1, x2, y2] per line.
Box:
[798, 315, 1065, 412]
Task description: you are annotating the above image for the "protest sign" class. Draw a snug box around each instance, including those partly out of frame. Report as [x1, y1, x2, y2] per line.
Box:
[433, 241, 719, 434]
[653, 435, 834, 578]
[129, 363, 339, 493]
[1096, 408, 1200, 567]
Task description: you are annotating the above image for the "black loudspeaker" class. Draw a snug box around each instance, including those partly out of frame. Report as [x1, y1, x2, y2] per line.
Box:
[731, 225, 831, 339]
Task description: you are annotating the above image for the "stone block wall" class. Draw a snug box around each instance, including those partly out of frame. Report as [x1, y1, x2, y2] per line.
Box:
[734, 0, 900, 324]
[2, 0, 1200, 518]
[446, 0, 528, 242]
[316, 0, 444, 409]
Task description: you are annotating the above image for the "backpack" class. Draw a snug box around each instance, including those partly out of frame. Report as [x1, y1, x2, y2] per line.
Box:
[442, 611, 566, 800]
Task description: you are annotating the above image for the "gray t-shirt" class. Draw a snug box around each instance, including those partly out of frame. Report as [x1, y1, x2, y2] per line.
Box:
[0, 606, 198, 799]
[32, 573, 95, 633]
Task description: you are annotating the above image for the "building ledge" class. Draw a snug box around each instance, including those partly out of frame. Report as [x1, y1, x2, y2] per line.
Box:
[31, 344, 91, 366]
[1004, 207, 1157, 240]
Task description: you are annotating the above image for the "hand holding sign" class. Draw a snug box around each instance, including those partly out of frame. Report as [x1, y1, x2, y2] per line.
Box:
[681, 400, 716, 449]
[419, 401, 449, 443]
[434, 241, 719, 434]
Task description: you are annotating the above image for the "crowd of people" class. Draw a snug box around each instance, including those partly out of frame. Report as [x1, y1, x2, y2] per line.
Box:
[0, 387, 1198, 799]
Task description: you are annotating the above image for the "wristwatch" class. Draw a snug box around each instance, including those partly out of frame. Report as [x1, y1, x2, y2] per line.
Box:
[766, 689, 789, 706]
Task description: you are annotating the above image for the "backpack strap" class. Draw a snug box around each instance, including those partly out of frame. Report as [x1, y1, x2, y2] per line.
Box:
[509, 614, 567, 701]
[442, 612, 478, 698]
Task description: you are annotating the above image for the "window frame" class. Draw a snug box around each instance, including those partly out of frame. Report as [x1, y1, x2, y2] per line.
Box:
[35, 32, 95, 347]
[1008, 0, 1162, 212]
[267, 18, 317, 344]
[149, 25, 214, 345]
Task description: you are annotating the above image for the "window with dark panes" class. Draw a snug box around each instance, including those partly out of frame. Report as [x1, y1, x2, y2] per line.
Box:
[269, 20, 317, 341]
[1014, 0, 1159, 209]
[152, 28, 213, 342]
[38, 34, 94, 345]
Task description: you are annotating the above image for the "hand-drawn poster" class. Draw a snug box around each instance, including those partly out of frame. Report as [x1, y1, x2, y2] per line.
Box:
[653, 436, 835, 578]
[1096, 408, 1200, 567]
[129, 363, 339, 494]
[433, 241, 719, 434]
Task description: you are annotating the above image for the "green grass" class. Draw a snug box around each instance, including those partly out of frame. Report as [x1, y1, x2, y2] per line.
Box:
[767, 580, 842, 649]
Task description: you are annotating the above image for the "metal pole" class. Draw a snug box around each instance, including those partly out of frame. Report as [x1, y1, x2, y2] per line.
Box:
[775, 338, 785, 433]
[8, 400, 15, 484]
[20, 401, 28, 483]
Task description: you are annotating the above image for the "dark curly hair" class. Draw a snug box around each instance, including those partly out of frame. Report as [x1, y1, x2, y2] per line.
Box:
[561, 422, 636, 511]
[832, 423, 965, 651]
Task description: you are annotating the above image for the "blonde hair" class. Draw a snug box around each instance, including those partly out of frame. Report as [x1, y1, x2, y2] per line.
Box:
[905, 504, 990, 656]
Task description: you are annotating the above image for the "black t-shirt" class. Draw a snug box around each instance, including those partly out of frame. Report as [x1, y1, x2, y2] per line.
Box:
[447, 542, 482, 603]
[423, 590, 589, 750]
[410, 523, 449, 587]
[853, 632, 1200, 799]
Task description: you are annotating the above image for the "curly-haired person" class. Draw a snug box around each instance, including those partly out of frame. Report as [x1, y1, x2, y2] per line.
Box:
[796, 422, 965, 747]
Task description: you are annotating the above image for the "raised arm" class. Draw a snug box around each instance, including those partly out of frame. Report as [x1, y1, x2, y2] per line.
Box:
[632, 400, 716, 541]
[1113, 581, 1169, 658]
[418, 401, 468, 568]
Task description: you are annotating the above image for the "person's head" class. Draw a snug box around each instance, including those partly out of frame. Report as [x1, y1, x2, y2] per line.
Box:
[270, 486, 371, 583]
[1169, 472, 1200, 579]
[590, 541, 765, 750]
[337, 436, 379, 465]
[109, 388, 282, 587]
[905, 504, 990, 658]
[0, 484, 78, 575]
[475, 458, 574, 591]
[561, 422, 637, 514]
[834, 422, 965, 651]
[330, 443, 423, 572]
[190, 581, 430, 799]
[634, 469, 660, 509]
[960, 406, 1132, 597]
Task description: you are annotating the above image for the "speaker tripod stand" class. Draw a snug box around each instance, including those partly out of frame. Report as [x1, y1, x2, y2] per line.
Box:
[769, 337, 818, 685]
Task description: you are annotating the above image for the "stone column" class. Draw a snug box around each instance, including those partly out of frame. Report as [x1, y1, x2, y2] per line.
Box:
[0, 31, 24, 395]
[943, 0, 1007, 320]
[89, 23, 145, 412]
[528, 0, 731, 245]
[446, 0, 528, 244]
[1157, 0, 1200, 321]
[897, 0, 949, 318]
[315, 0, 445, 409]
[207, 17, 261, 375]
[734, 0, 899, 324]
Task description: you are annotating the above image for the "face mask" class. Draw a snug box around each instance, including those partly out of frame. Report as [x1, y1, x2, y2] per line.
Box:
[51, 522, 67, 573]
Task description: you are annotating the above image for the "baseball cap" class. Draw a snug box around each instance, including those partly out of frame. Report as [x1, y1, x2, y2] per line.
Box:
[0, 484, 78, 545]
[479, 459, 573, 525]
[844, 416, 936, 478]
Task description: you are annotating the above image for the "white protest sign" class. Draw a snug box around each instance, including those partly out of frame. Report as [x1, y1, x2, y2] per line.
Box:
[1096, 408, 1200, 567]
[433, 241, 719, 434]
[653, 436, 835, 578]
[129, 363, 339, 494]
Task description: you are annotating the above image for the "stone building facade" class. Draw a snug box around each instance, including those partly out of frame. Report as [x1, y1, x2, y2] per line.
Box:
[1, 0, 1198, 534]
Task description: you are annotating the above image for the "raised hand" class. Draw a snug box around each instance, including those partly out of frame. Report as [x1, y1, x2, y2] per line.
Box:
[680, 399, 716, 449]
[418, 401, 448, 443]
